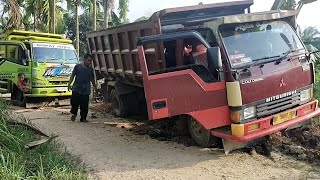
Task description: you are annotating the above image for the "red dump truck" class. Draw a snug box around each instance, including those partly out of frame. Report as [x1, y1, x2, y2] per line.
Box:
[87, 0, 320, 153]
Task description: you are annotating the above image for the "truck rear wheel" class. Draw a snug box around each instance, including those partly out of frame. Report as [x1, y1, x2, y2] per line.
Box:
[110, 89, 128, 117]
[187, 116, 217, 147]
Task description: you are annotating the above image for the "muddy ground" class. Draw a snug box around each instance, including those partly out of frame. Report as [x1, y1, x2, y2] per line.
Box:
[11, 102, 320, 180]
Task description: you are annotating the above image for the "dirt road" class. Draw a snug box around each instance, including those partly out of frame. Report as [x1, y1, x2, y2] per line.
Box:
[14, 105, 320, 180]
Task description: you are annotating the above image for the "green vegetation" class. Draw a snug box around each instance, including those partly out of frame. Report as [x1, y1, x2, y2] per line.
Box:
[0, 0, 130, 56]
[0, 100, 87, 179]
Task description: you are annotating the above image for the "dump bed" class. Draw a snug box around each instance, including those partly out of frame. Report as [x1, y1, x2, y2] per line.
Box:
[87, 0, 253, 86]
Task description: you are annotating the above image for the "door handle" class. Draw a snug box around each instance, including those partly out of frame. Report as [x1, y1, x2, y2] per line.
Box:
[152, 101, 167, 110]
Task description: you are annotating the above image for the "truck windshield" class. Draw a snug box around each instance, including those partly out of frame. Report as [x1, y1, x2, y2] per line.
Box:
[32, 43, 78, 64]
[219, 20, 304, 68]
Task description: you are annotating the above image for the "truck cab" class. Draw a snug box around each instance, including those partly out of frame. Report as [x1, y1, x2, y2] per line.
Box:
[88, 0, 320, 153]
[0, 30, 78, 106]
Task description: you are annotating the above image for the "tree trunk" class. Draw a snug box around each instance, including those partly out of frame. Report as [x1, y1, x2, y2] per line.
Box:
[93, 0, 97, 31]
[33, 14, 36, 31]
[76, 4, 79, 56]
[52, 0, 56, 33]
[104, 0, 109, 29]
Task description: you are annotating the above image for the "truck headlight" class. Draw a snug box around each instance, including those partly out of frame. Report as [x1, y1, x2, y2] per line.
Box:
[243, 106, 256, 119]
[230, 106, 256, 123]
[300, 89, 311, 102]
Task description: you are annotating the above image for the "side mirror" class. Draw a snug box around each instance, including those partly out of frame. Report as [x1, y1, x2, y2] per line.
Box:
[23, 49, 30, 66]
[207, 47, 222, 70]
[24, 49, 30, 59]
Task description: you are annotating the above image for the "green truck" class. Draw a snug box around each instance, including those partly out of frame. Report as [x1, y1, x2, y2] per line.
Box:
[0, 30, 79, 107]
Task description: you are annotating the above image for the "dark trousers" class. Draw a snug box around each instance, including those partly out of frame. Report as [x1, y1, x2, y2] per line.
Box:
[70, 91, 89, 120]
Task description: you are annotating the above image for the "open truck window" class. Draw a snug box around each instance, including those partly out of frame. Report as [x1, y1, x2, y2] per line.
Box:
[144, 31, 220, 83]
[219, 20, 304, 68]
[32, 43, 78, 64]
[0, 44, 26, 66]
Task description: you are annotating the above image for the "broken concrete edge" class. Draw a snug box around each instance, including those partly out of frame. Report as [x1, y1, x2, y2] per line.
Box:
[6, 110, 50, 137]
[4, 110, 60, 149]
[24, 135, 59, 149]
[7, 120, 50, 137]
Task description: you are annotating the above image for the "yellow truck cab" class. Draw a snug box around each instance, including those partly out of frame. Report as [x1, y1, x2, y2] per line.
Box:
[0, 30, 79, 106]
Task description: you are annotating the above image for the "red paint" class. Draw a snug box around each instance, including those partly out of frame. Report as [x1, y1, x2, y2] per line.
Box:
[138, 46, 148, 77]
[139, 45, 229, 128]
[151, 98, 169, 119]
[212, 100, 320, 142]
[188, 106, 230, 129]
[241, 59, 312, 104]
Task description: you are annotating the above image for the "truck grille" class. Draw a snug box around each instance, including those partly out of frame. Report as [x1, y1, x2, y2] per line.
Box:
[256, 92, 300, 117]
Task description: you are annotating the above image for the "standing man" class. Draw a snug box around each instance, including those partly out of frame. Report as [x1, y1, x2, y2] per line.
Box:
[68, 54, 96, 122]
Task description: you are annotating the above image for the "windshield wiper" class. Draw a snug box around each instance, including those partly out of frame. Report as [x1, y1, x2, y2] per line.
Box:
[276, 48, 306, 63]
[249, 48, 305, 68]
[43, 58, 59, 64]
[249, 55, 281, 68]
[61, 58, 78, 65]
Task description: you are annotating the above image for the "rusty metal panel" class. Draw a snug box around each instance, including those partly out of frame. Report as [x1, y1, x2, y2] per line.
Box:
[87, 20, 160, 83]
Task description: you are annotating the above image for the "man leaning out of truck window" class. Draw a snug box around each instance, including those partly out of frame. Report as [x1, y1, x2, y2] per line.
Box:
[68, 54, 96, 122]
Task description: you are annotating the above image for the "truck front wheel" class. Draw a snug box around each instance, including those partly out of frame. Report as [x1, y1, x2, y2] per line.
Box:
[188, 116, 217, 147]
[15, 89, 26, 107]
[110, 89, 128, 117]
[11, 86, 26, 107]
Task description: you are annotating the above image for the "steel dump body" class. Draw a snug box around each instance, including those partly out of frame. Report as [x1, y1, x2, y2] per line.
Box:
[87, 0, 253, 86]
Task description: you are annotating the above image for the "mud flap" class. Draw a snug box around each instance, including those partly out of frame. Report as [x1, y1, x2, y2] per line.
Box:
[222, 137, 266, 155]
[285, 120, 311, 131]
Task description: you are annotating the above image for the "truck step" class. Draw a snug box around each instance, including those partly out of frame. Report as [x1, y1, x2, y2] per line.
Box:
[0, 87, 8, 93]
[0, 80, 7, 84]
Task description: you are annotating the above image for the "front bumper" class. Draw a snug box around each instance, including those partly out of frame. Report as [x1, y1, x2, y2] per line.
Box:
[212, 100, 320, 142]
[25, 87, 72, 97]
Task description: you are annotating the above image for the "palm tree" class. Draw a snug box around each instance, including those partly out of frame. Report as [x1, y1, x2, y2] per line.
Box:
[74, 0, 81, 56]
[0, 0, 22, 30]
[302, 27, 320, 42]
[271, 0, 318, 10]
[118, 0, 129, 23]
[80, 0, 104, 30]
[25, 0, 50, 32]
[103, 0, 114, 29]
[50, 0, 56, 33]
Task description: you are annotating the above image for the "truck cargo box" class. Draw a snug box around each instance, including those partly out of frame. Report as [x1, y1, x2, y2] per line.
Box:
[87, 0, 253, 86]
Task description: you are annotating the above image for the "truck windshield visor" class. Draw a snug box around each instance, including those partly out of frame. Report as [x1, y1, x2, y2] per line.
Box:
[33, 43, 78, 64]
[219, 20, 304, 68]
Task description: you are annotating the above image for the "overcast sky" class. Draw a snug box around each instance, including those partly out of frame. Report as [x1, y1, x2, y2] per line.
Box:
[126, 0, 320, 30]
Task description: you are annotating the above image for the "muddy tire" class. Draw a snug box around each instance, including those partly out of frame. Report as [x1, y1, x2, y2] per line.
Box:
[187, 116, 216, 147]
[174, 116, 189, 136]
[110, 89, 128, 117]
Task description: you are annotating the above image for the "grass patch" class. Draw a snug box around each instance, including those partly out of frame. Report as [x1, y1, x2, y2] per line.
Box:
[0, 100, 87, 179]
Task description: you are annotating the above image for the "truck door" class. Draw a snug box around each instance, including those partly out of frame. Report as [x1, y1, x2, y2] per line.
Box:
[0, 41, 31, 94]
[137, 31, 229, 130]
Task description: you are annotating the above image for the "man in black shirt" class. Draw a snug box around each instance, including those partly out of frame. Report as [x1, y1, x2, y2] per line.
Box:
[68, 54, 96, 122]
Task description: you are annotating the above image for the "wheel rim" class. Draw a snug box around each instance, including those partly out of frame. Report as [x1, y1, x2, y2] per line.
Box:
[189, 118, 210, 144]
